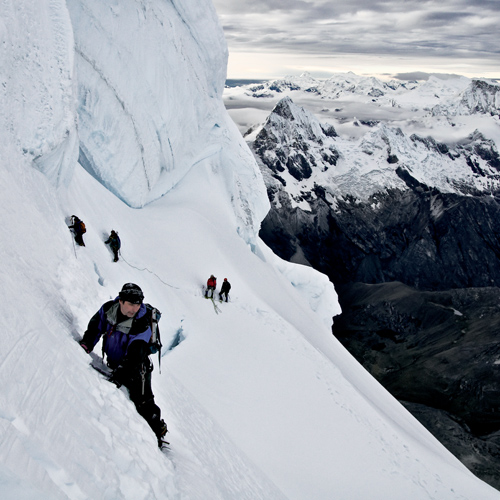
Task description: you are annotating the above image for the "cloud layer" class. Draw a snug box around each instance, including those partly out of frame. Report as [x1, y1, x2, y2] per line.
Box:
[213, 0, 500, 79]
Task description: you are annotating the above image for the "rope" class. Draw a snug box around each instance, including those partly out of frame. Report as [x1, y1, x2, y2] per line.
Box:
[119, 252, 180, 289]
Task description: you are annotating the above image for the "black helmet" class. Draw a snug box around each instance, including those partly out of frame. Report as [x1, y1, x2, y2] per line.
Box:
[119, 283, 144, 304]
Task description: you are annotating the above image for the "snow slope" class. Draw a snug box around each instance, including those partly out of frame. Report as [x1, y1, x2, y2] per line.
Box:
[1, 1, 499, 499]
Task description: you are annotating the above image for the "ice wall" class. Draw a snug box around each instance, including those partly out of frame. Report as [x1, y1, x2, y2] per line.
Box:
[0, 0, 269, 246]
[0, 0, 78, 186]
[65, 0, 268, 243]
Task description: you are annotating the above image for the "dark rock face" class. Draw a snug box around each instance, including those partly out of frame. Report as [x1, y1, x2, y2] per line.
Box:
[260, 188, 500, 291]
[332, 282, 500, 434]
[330, 281, 500, 489]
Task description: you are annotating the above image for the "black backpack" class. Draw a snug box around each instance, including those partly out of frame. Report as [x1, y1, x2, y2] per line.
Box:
[146, 304, 163, 371]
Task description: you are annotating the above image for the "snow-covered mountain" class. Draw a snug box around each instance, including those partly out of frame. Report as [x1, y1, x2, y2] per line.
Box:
[230, 72, 500, 289]
[226, 71, 500, 119]
[251, 95, 500, 211]
[228, 72, 500, 282]
[2, 3, 500, 500]
[226, 74, 500, 487]
[226, 72, 500, 203]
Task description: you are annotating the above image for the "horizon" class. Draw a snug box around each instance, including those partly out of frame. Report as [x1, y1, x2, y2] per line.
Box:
[214, 0, 500, 82]
[224, 72, 500, 88]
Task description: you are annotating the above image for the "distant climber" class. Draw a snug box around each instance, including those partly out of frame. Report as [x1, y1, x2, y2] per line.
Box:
[205, 275, 217, 299]
[68, 215, 86, 246]
[219, 278, 231, 302]
[105, 230, 121, 262]
[79, 283, 168, 448]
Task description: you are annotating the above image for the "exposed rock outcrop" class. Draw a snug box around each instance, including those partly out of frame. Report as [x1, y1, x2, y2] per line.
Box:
[261, 187, 500, 290]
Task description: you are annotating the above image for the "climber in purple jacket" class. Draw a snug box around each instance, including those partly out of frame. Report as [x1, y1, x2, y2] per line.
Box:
[79, 283, 167, 447]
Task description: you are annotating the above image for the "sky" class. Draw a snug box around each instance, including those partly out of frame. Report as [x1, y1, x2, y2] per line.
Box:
[212, 0, 500, 81]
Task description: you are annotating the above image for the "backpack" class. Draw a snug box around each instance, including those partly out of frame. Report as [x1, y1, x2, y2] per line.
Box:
[146, 304, 163, 371]
[80, 221, 86, 234]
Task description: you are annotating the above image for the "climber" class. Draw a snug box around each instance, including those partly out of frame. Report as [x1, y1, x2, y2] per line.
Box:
[205, 275, 217, 299]
[105, 230, 121, 262]
[68, 215, 86, 246]
[79, 283, 168, 448]
[219, 278, 231, 302]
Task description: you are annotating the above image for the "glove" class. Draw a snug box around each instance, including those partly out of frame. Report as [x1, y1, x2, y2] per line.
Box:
[79, 340, 91, 354]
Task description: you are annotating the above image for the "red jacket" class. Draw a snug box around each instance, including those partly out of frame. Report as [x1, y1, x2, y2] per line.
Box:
[207, 277, 216, 288]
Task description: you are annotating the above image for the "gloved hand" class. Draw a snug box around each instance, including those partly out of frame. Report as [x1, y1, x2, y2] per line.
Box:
[79, 340, 91, 354]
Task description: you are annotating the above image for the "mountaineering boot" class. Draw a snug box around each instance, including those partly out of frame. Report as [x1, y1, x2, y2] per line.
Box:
[156, 420, 169, 448]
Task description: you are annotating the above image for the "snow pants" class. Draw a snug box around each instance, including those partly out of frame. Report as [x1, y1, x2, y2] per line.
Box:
[74, 232, 85, 246]
[124, 362, 164, 438]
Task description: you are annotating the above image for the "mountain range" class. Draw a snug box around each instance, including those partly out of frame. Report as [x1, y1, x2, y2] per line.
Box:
[224, 72, 500, 489]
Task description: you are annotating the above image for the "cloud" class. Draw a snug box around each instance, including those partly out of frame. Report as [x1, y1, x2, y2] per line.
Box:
[393, 72, 464, 81]
[212, 0, 500, 78]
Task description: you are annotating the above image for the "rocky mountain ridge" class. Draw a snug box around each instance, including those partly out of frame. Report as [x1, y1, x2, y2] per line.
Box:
[253, 96, 500, 209]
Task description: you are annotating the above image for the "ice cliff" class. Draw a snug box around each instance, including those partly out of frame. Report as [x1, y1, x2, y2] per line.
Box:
[2, 0, 268, 246]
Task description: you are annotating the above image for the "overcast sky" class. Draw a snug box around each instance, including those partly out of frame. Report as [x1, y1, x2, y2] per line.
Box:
[212, 0, 500, 81]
